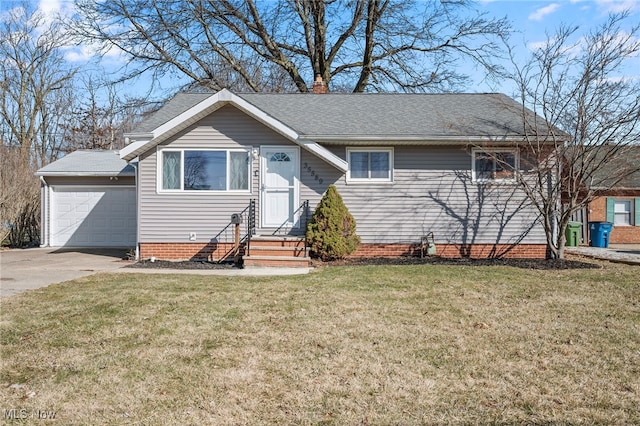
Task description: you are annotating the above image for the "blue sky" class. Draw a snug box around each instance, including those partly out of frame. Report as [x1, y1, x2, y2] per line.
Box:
[3, 0, 639, 97]
[481, 0, 639, 49]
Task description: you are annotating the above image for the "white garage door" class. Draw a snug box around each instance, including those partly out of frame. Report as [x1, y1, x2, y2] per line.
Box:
[51, 187, 136, 247]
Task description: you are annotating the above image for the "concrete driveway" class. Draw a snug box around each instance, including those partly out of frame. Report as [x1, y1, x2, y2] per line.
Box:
[0, 247, 130, 297]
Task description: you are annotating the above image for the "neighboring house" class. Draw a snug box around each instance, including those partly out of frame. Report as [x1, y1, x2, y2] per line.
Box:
[38, 88, 562, 263]
[585, 147, 640, 244]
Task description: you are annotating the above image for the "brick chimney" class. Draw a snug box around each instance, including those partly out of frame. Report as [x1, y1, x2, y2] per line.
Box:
[312, 75, 327, 94]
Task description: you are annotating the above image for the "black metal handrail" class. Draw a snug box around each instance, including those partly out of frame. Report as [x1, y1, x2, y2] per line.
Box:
[271, 199, 310, 236]
[245, 199, 256, 256]
[211, 199, 256, 262]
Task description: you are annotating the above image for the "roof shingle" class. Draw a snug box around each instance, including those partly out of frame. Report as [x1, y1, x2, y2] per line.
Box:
[131, 91, 553, 139]
[36, 150, 135, 176]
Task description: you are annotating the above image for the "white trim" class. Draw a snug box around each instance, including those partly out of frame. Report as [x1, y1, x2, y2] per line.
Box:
[118, 139, 150, 159]
[120, 89, 348, 172]
[471, 147, 519, 184]
[36, 172, 135, 177]
[298, 139, 348, 172]
[39, 177, 49, 247]
[260, 145, 300, 228]
[156, 147, 252, 193]
[613, 199, 633, 226]
[50, 185, 136, 189]
[346, 147, 394, 183]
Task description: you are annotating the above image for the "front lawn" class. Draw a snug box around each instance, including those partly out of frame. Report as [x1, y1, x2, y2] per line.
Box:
[1, 262, 638, 424]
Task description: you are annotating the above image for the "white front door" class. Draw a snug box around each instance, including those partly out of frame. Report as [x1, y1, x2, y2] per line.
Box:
[261, 146, 299, 228]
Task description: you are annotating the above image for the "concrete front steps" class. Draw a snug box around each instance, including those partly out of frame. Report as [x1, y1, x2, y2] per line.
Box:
[243, 236, 310, 267]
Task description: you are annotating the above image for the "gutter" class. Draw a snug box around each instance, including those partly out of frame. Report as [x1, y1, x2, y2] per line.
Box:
[39, 176, 49, 247]
[299, 135, 568, 144]
[35, 172, 136, 177]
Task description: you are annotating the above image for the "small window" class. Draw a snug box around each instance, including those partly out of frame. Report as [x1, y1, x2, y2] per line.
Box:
[472, 148, 518, 182]
[614, 200, 632, 226]
[270, 152, 291, 162]
[347, 148, 393, 182]
[162, 151, 181, 190]
[159, 149, 250, 192]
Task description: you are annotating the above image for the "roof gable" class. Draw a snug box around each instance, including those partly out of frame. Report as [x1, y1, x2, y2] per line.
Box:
[120, 89, 347, 171]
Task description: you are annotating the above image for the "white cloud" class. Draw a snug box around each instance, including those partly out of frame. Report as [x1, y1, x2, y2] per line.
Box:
[38, 0, 75, 20]
[527, 40, 551, 51]
[529, 3, 561, 21]
[595, 0, 640, 13]
[63, 44, 126, 65]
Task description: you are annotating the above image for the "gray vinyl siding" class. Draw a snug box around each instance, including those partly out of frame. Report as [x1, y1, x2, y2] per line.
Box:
[327, 146, 545, 245]
[137, 104, 544, 246]
[138, 105, 332, 242]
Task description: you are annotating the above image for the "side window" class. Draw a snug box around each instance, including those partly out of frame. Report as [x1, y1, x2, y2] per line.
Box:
[472, 149, 518, 183]
[613, 200, 632, 226]
[347, 148, 393, 182]
[162, 151, 181, 190]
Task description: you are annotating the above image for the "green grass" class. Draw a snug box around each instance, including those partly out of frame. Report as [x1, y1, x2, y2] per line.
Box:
[1, 262, 639, 424]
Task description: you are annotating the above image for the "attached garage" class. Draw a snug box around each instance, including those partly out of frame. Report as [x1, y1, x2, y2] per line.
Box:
[50, 187, 136, 246]
[37, 150, 137, 248]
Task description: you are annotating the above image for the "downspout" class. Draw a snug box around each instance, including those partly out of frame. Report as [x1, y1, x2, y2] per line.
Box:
[131, 161, 140, 260]
[39, 176, 49, 247]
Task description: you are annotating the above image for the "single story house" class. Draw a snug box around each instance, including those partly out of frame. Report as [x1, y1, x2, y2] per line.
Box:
[584, 146, 640, 244]
[38, 88, 562, 265]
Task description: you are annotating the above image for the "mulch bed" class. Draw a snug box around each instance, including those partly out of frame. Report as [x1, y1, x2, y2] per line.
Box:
[126, 256, 599, 270]
[313, 256, 600, 270]
[125, 260, 239, 270]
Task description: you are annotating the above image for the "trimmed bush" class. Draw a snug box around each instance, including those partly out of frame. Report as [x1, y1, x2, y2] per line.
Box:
[306, 185, 360, 260]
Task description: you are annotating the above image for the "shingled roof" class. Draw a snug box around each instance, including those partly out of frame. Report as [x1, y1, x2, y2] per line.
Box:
[122, 89, 567, 169]
[37, 150, 135, 176]
[132, 91, 557, 140]
[591, 145, 640, 190]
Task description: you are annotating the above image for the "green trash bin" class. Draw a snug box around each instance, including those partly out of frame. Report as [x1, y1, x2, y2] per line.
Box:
[565, 221, 582, 247]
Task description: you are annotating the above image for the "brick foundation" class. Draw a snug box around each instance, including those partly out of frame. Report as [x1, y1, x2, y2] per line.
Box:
[139, 242, 242, 261]
[141, 242, 549, 261]
[351, 243, 548, 259]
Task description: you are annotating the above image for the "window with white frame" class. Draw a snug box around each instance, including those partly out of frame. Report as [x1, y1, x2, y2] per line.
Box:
[347, 148, 393, 182]
[159, 149, 250, 191]
[472, 148, 518, 182]
[614, 200, 632, 226]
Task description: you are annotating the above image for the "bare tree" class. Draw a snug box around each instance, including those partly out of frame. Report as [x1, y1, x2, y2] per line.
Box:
[509, 12, 640, 259]
[0, 4, 79, 246]
[0, 145, 40, 246]
[72, 0, 510, 93]
[59, 77, 151, 152]
[0, 4, 77, 168]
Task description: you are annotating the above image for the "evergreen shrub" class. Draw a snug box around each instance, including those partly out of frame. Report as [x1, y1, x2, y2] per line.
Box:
[306, 185, 360, 260]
